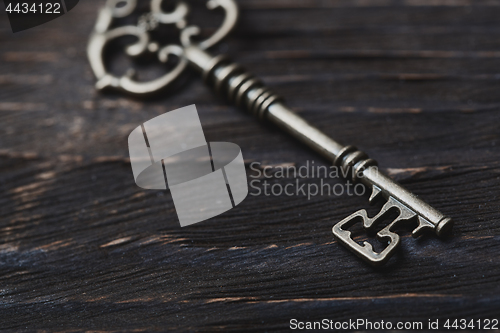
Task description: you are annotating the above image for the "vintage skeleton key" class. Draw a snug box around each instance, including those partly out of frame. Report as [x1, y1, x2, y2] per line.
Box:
[87, 0, 453, 266]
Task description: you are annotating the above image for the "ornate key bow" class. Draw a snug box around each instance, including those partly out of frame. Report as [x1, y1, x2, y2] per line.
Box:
[88, 0, 453, 266]
[88, 0, 238, 94]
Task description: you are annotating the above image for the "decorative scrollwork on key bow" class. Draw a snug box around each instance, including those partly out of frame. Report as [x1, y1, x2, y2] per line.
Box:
[87, 0, 239, 95]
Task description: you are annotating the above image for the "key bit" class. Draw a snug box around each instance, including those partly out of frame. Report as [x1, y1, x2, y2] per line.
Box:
[87, 0, 453, 266]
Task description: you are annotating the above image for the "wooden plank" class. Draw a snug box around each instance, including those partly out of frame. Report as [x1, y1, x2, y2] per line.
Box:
[0, 0, 499, 330]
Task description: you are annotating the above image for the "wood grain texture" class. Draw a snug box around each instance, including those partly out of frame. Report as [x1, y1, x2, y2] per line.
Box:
[1, 0, 500, 331]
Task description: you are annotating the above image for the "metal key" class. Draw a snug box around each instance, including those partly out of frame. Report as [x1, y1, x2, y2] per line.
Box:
[87, 0, 453, 266]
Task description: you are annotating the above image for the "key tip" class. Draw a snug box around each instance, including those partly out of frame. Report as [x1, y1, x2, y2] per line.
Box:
[436, 217, 454, 236]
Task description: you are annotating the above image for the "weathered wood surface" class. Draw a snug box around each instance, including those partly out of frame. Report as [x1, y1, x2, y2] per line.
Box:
[1, 0, 500, 331]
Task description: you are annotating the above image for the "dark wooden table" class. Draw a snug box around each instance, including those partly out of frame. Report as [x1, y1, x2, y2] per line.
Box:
[1, 0, 499, 331]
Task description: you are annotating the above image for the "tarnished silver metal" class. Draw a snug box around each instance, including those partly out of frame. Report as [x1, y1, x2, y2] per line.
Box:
[87, 0, 237, 95]
[331, 146, 452, 266]
[88, 0, 453, 266]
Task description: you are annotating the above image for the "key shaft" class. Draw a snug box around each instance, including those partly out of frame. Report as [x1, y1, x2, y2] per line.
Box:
[184, 45, 453, 236]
